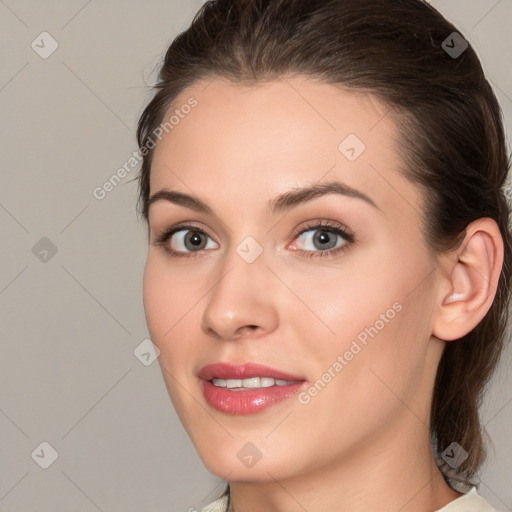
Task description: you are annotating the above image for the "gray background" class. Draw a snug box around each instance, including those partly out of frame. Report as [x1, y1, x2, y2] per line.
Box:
[0, 1, 511, 511]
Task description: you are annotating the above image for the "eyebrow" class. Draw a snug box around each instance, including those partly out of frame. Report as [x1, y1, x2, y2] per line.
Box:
[147, 180, 380, 216]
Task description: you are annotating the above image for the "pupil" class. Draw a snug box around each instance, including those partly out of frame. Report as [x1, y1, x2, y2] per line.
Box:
[186, 231, 205, 249]
[314, 230, 335, 250]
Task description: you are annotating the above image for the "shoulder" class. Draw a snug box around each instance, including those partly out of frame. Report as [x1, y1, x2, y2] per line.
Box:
[437, 485, 502, 512]
[200, 494, 229, 512]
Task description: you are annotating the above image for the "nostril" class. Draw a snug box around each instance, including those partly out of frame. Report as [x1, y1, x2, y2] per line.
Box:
[236, 325, 261, 337]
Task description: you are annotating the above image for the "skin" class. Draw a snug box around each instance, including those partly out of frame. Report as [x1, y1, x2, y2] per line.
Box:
[142, 75, 503, 512]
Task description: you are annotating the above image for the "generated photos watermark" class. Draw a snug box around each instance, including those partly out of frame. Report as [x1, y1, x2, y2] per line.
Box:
[92, 97, 198, 201]
[298, 301, 403, 405]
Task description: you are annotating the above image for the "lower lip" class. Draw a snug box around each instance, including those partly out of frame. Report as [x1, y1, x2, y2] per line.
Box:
[202, 380, 304, 415]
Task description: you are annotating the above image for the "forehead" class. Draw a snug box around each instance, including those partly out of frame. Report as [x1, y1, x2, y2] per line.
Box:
[149, 75, 420, 217]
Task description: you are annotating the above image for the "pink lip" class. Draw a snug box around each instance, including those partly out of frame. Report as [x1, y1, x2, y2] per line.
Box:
[198, 362, 304, 381]
[198, 363, 306, 415]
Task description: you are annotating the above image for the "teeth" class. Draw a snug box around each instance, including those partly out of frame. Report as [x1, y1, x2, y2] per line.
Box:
[242, 377, 261, 388]
[211, 377, 296, 389]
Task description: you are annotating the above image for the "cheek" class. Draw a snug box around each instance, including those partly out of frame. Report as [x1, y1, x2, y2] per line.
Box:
[288, 240, 435, 381]
[286, 282, 434, 465]
[143, 254, 196, 338]
[282, 249, 402, 342]
[142, 257, 170, 343]
[143, 258, 202, 422]
[142, 255, 198, 369]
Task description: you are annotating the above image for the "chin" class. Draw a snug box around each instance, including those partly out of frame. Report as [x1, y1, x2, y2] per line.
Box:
[189, 429, 305, 483]
[202, 453, 293, 483]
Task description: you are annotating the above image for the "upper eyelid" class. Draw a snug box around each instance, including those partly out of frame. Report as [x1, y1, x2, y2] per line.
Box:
[162, 220, 350, 236]
[152, 220, 214, 237]
[297, 220, 351, 234]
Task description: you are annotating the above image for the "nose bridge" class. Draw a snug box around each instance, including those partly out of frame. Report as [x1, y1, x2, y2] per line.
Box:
[201, 238, 278, 340]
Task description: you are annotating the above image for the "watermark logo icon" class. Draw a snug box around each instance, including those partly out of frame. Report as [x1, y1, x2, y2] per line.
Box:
[339, 133, 366, 161]
[31, 32, 59, 59]
[442, 442, 468, 469]
[236, 236, 263, 264]
[32, 237, 58, 263]
[442, 32, 468, 59]
[31, 441, 59, 469]
[237, 442, 263, 468]
[134, 338, 160, 366]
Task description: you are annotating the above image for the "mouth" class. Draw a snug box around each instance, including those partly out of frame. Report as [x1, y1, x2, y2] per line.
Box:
[211, 376, 298, 390]
[198, 362, 306, 415]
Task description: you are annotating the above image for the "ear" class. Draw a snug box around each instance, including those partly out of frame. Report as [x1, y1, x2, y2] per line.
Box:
[432, 218, 504, 342]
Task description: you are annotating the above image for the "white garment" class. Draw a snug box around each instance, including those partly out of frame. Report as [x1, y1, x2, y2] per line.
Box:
[435, 486, 500, 511]
[200, 485, 501, 512]
[200, 494, 229, 512]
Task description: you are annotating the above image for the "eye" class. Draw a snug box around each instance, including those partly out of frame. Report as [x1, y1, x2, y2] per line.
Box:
[153, 225, 218, 257]
[153, 220, 354, 259]
[291, 221, 354, 258]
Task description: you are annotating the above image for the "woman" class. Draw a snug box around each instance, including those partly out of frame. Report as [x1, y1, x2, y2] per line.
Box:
[136, 0, 511, 510]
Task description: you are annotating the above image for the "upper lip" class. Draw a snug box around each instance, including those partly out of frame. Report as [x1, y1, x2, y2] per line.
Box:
[198, 362, 305, 382]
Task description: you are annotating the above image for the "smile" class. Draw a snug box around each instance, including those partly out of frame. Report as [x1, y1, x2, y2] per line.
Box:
[211, 377, 298, 389]
[199, 363, 306, 414]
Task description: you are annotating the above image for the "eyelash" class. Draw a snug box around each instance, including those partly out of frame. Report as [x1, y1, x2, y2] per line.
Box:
[152, 220, 355, 260]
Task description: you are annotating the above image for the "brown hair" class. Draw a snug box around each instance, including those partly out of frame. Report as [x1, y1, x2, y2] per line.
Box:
[136, 0, 512, 479]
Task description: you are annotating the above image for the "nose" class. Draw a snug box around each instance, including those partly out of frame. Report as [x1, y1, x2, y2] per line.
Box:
[200, 249, 279, 342]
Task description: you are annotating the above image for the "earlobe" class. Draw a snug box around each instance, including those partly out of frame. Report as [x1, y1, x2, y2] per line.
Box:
[432, 218, 504, 342]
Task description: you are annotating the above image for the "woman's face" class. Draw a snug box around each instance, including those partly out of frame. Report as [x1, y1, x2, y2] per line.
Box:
[143, 76, 445, 481]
